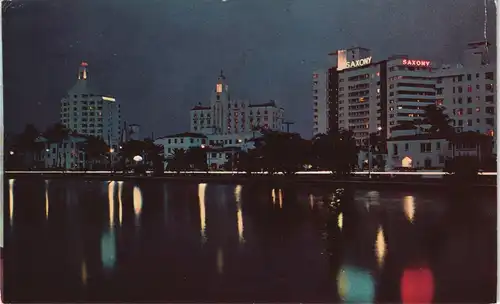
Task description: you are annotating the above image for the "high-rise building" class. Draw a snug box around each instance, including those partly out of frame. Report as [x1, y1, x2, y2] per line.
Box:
[314, 47, 437, 147]
[60, 62, 121, 149]
[190, 71, 285, 135]
[433, 41, 496, 149]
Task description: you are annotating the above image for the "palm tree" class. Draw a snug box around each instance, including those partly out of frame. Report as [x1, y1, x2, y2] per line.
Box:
[14, 124, 43, 168]
[83, 136, 109, 170]
[166, 148, 188, 173]
[423, 104, 454, 136]
[257, 131, 309, 175]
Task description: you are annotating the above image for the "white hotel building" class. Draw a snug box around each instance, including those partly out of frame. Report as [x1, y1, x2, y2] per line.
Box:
[313, 43, 496, 153]
[155, 72, 285, 169]
[313, 47, 436, 147]
[60, 62, 121, 149]
[433, 41, 496, 149]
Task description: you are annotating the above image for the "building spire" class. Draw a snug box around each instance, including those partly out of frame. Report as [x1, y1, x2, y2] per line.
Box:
[78, 61, 89, 80]
[219, 69, 225, 80]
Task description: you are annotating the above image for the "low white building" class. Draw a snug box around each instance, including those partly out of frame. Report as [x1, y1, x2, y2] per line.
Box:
[35, 134, 88, 169]
[386, 124, 493, 170]
[154, 131, 262, 169]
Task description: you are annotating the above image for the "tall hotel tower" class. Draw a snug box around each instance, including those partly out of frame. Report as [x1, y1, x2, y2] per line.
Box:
[59, 62, 121, 149]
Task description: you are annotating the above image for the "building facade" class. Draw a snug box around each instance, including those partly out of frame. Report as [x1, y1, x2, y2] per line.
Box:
[35, 134, 88, 169]
[433, 41, 496, 150]
[313, 43, 497, 153]
[60, 62, 121, 149]
[190, 72, 285, 135]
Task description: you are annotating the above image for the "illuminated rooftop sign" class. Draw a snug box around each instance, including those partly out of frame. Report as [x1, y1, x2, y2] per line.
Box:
[102, 96, 116, 102]
[402, 59, 431, 67]
[345, 57, 373, 69]
[81, 61, 88, 67]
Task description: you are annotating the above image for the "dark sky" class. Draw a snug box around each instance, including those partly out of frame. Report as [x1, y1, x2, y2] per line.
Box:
[4, 0, 496, 138]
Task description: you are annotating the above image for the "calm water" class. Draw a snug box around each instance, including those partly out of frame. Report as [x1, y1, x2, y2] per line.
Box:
[4, 178, 497, 303]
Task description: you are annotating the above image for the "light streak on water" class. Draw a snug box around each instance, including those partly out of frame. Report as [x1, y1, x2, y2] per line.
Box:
[8, 179, 14, 225]
[117, 181, 123, 226]
[44, 180, 49, 220]
[234, 185, 245, 244]
[271, 189, 276, 205]
[403, 195, 415, 223]
[198, 183, 207, 244]
[133, 185, 143, 221]
[338, 213, 343, 230]
[278, 189, 283, 209]
[216, 247, 224, 274]
[375, 226, 386, 268]
[108, 181, 116, 227]
[308, 194, 314, 210]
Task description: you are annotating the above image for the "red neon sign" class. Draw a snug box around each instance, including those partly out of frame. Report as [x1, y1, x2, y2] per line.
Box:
[402, 59, 431, 67]
[80, 61, 88, 67]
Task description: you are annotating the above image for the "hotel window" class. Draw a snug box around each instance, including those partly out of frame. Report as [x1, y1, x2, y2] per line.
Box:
[467, 97, 472, 103]
[467, 119, 473, 126]
[458, 86, 463, 93]
[420, 143, 432, 153]
[467, 108, 472, 115]
[476, 107, 481, 112]
[393, 144, 398, 155]
[436, 142, 441, 150]
[485, 72, 494, 80]
[404, 143, 409, 151]
[467, 74, 471, 81]
[457, 75, 463, 82]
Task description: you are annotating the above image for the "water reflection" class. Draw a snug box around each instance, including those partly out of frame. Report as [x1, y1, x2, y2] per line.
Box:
[101, 181, 117, 271]
[401, 266, 434, 304]
[198, 183, 207, 244]
[117, 181, 124, 226]
[375, 226, 386, 268]
[271, 189, 276, 205]
[8, 179, 14, 225]
[403, 195, 416, 223]
[338, 213, 343, 231]
[216, 247, 224, 274]
[234, 185, 245, 244]
[108, 181, 116, 227]
[44, 180, 49, 220]
[4, 180, 496, 303]
[81, 260, 88, 286]
[278, 189, 283, 208]
[337, 265, 375, 303]
[133, 185, 143, 222]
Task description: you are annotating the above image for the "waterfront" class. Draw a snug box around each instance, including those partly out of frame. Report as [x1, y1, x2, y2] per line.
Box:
[4, 178, 497, 303]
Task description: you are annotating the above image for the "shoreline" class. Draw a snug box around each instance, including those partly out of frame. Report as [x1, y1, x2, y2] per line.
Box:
[5, 172, 497, 191]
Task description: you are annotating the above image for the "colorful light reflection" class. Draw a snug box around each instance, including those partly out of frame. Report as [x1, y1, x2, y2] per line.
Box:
[337, 265, 375, 303]
[401, 267, 435, 304]
[234, 185, 245, 244]
[403, 195, 415, 223]
[375, 226, 386, 268]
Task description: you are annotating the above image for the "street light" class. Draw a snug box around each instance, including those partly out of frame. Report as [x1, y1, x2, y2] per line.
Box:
[110, 148, 115, 153]
[9, 151, 14, 155]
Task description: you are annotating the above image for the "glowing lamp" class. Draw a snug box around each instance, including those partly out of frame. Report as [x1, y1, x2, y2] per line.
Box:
[401, 267, 434, 304]
[133, 155, 143, 162]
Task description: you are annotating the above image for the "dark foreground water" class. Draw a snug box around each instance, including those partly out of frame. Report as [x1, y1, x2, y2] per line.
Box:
[4, 178, 497, 303]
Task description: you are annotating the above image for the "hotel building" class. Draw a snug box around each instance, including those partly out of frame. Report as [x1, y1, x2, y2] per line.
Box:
[60, 62, 121, 149]
[433, 41, 496, 149]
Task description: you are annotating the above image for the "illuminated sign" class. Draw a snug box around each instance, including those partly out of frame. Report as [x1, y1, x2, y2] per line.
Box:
[102, 96, 116, 102]
[80, 61, 88, 67]
[345, 57, 373, 69]
[216, 84, 222, 93]
[402, 59, 431, 67]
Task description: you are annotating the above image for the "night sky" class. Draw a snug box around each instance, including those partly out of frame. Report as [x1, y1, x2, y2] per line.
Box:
[4, 0, 496, 139]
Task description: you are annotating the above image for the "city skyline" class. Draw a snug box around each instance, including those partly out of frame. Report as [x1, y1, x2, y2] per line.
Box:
[4, 0, 496, 138]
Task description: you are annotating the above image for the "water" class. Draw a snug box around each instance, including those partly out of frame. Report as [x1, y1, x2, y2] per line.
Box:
[4, 178, 497, 303]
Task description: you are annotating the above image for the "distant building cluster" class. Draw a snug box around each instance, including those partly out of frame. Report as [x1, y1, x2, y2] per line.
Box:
[154, 71, 288, 170]
[312, 41, 496, 170]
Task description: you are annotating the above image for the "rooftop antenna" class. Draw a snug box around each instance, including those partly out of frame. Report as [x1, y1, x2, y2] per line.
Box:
[283, 121, 295, 133]
[483, 0, 491, 64]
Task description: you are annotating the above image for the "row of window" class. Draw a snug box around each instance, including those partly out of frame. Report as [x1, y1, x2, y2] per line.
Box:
[452, 84, 495, 94]
[448, 72, 494, 82]
[393, 141, 450, 155]
[452, 107, 495, 115]
[452, 118, 495, 127]
[452, 95, 495, 104]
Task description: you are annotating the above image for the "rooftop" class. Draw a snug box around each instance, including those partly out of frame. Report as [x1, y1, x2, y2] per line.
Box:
[156, 132, 208, 140]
